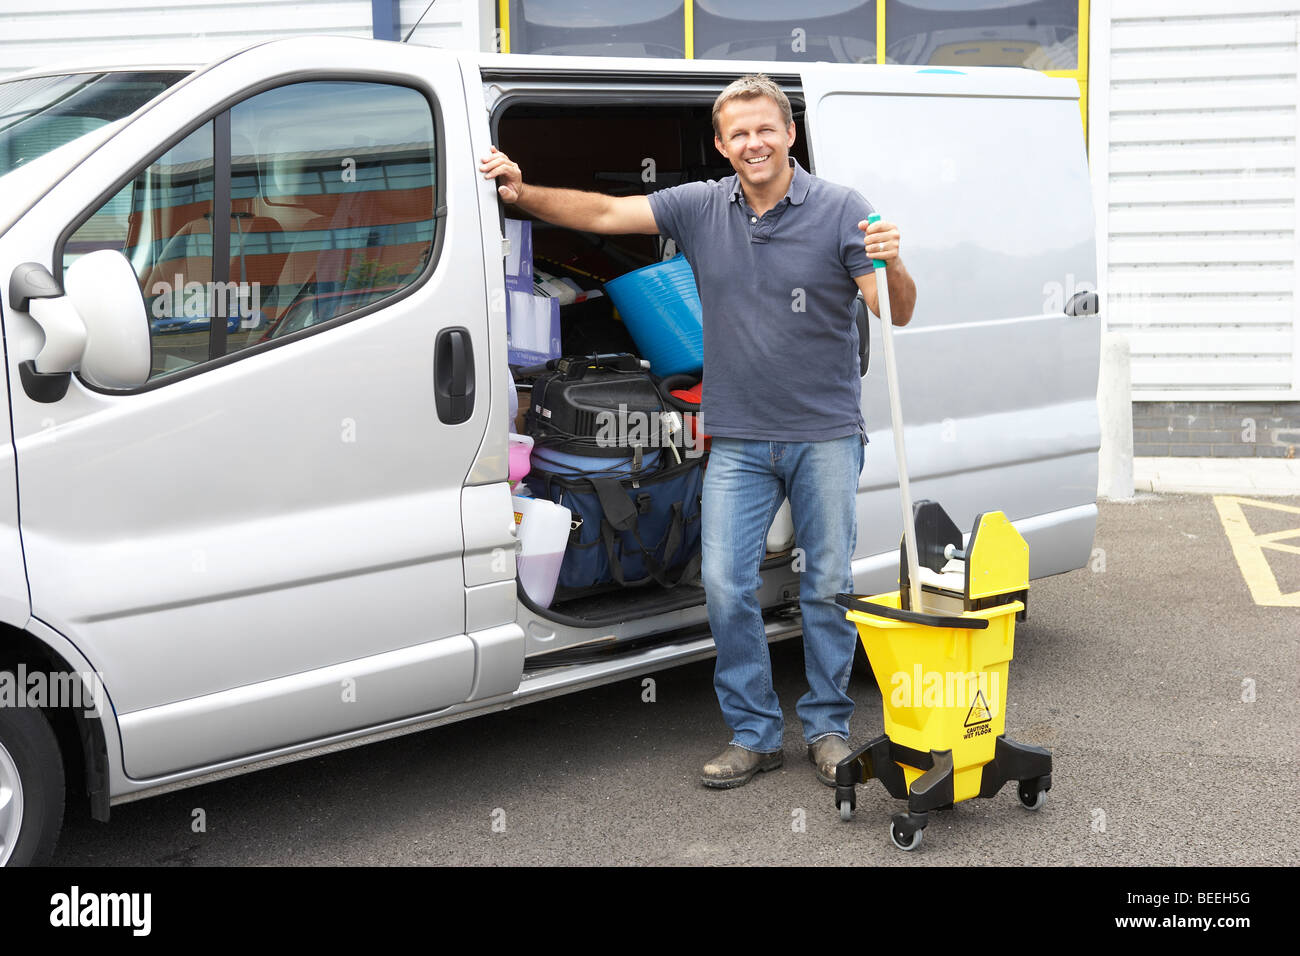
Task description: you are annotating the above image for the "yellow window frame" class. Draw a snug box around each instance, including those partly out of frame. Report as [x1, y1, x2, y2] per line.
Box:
[494, 0, 1088, 135]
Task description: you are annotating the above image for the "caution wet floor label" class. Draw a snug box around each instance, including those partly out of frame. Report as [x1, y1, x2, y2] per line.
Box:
[963, 690, 993, 739]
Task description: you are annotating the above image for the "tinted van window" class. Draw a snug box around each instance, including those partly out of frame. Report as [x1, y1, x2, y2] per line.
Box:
[63, 80, 438, 382]
[0, 71, 187, 176]
[231, 81, 437, 352]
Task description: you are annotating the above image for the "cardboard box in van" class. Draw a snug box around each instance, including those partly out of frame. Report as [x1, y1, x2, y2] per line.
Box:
[0, 37, 1098, 865]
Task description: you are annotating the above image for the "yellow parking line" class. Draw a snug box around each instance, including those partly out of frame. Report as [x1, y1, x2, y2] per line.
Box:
[1212, 496, 1300, 607]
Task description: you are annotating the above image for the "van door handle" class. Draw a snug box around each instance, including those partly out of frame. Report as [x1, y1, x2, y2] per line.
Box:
[434, 327, 475, 424]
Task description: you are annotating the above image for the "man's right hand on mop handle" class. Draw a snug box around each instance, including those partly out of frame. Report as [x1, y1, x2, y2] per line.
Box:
[861, 212, 900, 268]
[857, 212, 915, 327]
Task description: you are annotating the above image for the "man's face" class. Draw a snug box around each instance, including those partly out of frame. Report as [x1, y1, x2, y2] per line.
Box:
[714, 95, 795, 191]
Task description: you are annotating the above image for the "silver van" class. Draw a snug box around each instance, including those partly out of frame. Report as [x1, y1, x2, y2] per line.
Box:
[0, 37, 1098, 865]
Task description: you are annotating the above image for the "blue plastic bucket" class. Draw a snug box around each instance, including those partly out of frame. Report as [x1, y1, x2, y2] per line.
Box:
[604, 256, 703, 378]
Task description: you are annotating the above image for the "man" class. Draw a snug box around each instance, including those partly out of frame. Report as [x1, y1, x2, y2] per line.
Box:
[480, 73, 916, 789]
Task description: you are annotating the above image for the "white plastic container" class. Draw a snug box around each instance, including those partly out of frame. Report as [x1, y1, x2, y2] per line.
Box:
[513, 494, 571, 609]
[766, 497, 795, 553]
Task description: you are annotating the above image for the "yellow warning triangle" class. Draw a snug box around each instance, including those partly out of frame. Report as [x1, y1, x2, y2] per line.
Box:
[1213, 496, 1300, 607]
[965, 690, 992, 726]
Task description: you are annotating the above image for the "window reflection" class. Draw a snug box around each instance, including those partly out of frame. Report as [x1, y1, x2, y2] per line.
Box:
[228, 82, 436, 353]
[0, 71, 187, 177]
[62, 81, 438, 383]
[509, 0, 686, 57]
[694, 0, 876, 63]
[887, 0, 1078, 69]
[127, 122, 216, 377]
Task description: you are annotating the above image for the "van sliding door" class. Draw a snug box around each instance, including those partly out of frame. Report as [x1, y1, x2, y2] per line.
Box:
[799, 64, 1100, 579]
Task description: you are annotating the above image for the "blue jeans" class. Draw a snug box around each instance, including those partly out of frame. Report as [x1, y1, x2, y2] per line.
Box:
[701, 435, 864, 753]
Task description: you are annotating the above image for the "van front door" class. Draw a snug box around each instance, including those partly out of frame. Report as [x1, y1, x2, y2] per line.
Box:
[0, 39, 492, 780]
[800, 64, 1100, 579]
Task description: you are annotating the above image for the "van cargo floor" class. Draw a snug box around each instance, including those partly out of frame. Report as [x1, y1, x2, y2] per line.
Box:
[532, 582, 707, 627]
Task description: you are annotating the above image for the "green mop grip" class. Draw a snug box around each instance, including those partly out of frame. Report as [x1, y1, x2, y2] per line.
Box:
[867, 212, 887, 270]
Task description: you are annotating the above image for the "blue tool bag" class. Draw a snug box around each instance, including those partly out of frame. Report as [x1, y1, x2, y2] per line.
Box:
[523, 455, 705, 593]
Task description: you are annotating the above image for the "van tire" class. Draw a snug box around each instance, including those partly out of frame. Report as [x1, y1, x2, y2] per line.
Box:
[0, 680, 65, 867]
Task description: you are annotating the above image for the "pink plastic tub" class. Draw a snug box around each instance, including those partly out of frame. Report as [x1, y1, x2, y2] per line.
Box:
[508, 433, 534, 483]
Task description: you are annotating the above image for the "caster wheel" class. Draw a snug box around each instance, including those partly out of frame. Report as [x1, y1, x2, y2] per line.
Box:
[889, 822, 922, 851]
[1018, 785, 1047, 811]
[839, 800, 853, 822]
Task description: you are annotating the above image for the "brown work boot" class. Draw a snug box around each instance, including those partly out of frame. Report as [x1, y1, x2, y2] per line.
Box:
[807, 735, 852, 787]
[700, 744, 783, 789]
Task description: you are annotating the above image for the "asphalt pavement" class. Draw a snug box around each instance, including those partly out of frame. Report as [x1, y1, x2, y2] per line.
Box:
[52, 492, 1300, 866]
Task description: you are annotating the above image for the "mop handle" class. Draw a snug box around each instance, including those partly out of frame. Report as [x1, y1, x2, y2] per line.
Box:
[869, 213, 925, 614]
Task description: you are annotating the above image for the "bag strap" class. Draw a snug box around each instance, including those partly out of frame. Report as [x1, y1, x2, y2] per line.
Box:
[591, 476, 638, 587]
[652, 501, 702, 589]
[554, 464, 704, 590]
[599, 518, 628, 587]
[600, 498, 700, 590]
[659, 500, 684, 572]
[590, 477, 638, 531]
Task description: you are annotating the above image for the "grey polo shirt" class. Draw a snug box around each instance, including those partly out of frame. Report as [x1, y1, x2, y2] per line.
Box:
[646, 158, 875, 443]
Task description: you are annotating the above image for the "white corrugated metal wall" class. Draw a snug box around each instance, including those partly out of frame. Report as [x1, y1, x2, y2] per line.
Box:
[1090, 0, 1300, 400]
[0, 0, 488, 77]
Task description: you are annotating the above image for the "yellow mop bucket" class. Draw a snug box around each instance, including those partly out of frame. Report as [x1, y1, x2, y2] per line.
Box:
[838, 216, 1050, 850]
[847, 590, 1018, 802]
[833, 504, 1052, 851]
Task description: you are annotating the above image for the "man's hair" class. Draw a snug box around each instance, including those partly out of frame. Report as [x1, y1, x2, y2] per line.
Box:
[712, 73, 793, 138]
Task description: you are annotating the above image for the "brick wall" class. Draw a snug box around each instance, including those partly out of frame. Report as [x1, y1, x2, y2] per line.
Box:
[1133, 402, 1300, 458]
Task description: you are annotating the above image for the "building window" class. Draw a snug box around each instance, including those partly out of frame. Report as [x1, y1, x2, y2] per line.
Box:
[693, 0, 876, 63]
[886, 0, 1078, 69]
[508, 0, 686, 57]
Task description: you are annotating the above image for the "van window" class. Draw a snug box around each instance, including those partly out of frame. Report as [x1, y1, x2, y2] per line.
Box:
[62, 80, 437, 382]
[67, 121, 215, 377]
[0, 70, 188, 178]
[231, 82, 437, 352]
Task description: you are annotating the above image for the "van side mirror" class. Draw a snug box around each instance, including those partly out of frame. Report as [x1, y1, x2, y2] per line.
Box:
[1064, 289, 1099, 317]
[10, 251, 152, 403]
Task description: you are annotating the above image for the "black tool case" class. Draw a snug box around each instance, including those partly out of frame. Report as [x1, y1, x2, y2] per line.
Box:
[524, 353, 675, 458]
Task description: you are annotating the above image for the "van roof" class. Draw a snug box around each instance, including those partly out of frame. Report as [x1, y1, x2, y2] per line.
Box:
[6, 37, 1079, 102]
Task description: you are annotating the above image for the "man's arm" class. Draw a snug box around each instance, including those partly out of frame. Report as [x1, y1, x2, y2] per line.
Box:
[854, 218, 916, 326]
[855, 263, 916, 327]
[479, 146, 659, 235]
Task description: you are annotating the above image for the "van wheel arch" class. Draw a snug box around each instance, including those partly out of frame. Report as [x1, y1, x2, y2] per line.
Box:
[0, 625, 112, 832]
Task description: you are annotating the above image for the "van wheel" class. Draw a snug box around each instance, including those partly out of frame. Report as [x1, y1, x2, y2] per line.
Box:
[0, 683, 65, 867]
